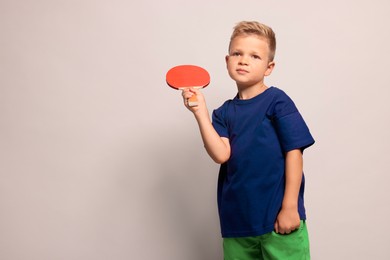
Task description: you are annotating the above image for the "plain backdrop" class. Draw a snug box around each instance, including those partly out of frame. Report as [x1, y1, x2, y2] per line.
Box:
[1, 0, 390, 259]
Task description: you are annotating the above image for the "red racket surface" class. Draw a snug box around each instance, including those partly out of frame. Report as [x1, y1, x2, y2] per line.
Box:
[166, 65, 210, 90]
[166, 65, 210, 107]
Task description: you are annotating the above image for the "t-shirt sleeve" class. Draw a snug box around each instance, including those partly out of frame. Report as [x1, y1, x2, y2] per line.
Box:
[212, 104, 229, 138]
[271, 91, 315, 152]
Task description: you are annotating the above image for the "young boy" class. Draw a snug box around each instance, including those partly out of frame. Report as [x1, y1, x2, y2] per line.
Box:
[182, 21, 314, 260]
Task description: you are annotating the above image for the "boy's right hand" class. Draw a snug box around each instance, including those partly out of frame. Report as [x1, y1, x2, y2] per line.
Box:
[182, 88, 208, 116]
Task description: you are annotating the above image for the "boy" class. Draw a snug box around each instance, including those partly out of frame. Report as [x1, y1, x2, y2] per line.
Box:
[182, 21, 314, 259]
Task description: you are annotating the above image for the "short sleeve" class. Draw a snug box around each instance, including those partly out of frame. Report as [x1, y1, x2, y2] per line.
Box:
[270, 90, 315, 152]
[212, 104, 229, 138]
[274, 112, 315, 152]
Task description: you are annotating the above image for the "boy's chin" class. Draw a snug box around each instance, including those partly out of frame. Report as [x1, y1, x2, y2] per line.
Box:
[235, 81, 258, 89]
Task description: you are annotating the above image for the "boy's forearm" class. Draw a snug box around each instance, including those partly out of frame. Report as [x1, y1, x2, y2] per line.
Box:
[274, 149, 303, 233]
[194, 110, 230, 164]
[282, 149, 303, 209]
[181, 89, 230, 164]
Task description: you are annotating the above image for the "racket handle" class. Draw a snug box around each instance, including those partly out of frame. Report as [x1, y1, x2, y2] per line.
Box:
[188, 94, 198, 107]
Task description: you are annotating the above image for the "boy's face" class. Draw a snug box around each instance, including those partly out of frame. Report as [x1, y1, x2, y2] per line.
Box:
[226, 35, 275, 89]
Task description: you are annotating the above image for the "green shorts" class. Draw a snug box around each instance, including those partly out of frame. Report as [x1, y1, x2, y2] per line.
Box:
[223, 221, 310, 260]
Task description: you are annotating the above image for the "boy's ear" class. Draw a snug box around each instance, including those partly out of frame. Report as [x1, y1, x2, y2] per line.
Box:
[225, 55, 230, 69]
[265, 61, 275, 76]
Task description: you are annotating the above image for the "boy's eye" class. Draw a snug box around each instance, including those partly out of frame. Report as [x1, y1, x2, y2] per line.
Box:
[232, 52, 241, 56]
[252, 55, 260, 59]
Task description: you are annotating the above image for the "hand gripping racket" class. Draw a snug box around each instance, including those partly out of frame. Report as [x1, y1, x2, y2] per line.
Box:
[166, 65, 210, 107]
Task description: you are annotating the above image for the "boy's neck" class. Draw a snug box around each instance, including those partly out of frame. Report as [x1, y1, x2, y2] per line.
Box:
[237, 83, 268, 100]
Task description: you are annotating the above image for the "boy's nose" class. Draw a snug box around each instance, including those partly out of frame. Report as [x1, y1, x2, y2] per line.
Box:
[238, 56, 248, 65]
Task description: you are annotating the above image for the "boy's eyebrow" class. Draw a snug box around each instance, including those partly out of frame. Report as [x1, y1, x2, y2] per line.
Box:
[230, 48, 262, 56]
[229, 47, 241, 52]
[252, 52, 264, 58]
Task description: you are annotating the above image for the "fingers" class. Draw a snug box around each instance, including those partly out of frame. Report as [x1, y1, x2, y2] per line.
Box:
[276, 224, 292, 234]
[182, 89, 193, 99]
[275, 210, 301, 234]
[277, 227, 294, 234]
[274, 222, 300, 234]
[182, 88, 197, 97]
[182, 89, 192, 107]
[182, 88, 201, 108]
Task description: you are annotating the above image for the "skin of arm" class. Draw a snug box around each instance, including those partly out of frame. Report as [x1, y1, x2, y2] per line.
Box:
[182, 88, 230, 164]
[274, 149, 303, 234]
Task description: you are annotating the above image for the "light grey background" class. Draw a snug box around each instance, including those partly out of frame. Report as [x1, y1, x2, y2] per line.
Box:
[1, 0, 389, 259]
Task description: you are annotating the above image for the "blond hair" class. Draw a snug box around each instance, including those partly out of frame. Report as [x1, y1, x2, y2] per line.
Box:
[229, 21, 276, 61]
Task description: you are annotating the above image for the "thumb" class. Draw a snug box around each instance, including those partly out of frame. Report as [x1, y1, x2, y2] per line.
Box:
[274, 221, 279, 233]
[189, 87, 199, 94]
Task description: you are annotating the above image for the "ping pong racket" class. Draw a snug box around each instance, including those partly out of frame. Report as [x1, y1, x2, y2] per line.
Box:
[166, 65, 210, 107]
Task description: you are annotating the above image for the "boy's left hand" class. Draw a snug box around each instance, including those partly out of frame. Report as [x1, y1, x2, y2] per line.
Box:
[274, 207, 300, 234]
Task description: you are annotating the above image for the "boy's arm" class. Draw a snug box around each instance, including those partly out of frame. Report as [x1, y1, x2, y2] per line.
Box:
[182, 88, 230, 164]
[274, 149, 303, 234]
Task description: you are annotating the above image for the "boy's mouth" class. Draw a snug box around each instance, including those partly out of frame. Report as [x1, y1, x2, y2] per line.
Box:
[236, 68, 249, 74]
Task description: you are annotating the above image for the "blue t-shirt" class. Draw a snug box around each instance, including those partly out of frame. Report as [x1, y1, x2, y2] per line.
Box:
[212, 87, 315, 238]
